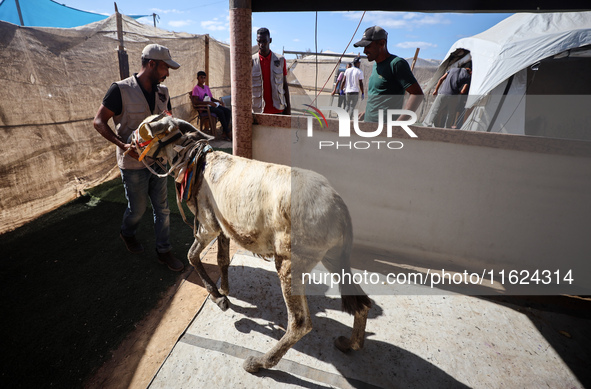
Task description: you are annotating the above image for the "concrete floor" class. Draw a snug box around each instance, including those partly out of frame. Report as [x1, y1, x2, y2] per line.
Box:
[148, 251, 590, 389]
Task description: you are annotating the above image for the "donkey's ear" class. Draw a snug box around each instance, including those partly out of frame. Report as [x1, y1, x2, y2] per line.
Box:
[177, 119, 215, 141]
[146, 115, 176, 135]
[176, 118, 198, 134]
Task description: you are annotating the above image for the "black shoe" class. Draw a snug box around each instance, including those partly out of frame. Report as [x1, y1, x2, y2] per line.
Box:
[156, 250, 184, 272]
[120, 232, 144, 254]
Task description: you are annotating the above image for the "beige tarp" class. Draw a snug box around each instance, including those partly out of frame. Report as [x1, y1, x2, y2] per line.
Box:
[0, 14, 230, 233]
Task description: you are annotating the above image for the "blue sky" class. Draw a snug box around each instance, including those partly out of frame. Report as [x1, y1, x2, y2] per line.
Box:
[63, 1, 512, 60]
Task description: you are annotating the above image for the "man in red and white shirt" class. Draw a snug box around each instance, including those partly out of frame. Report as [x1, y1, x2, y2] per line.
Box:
[252, 27, 291, 115]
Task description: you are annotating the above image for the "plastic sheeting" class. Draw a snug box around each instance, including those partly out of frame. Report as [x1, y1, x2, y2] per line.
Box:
[0, 14, 230, 233]
[0, 0, 149, 28]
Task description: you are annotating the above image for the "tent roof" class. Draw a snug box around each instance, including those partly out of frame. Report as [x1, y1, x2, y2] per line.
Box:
[0, 0, 148, 28]
[251, 0, 589, 12]
[435, 11, 591, 106]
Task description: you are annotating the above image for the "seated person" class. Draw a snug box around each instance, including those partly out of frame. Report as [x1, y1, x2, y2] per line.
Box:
[191, 71, 232, 140]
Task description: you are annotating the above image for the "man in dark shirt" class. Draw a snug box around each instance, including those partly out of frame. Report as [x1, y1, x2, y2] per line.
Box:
[93, 44, 184, 272]
[354, 26, 424, 123]
[424, 63, 472, 128]
[101, 81, 172, 120]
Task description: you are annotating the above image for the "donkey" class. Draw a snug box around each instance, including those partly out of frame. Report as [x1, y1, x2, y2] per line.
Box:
[131, 114, 371, 373]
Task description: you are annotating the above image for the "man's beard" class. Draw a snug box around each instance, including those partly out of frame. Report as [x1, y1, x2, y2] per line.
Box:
[150, 69, 163, 87]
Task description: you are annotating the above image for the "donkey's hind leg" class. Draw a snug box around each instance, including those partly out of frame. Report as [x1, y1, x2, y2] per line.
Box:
[335, 304, 370, 352]
[321, 247, 371, 353]
[243, 255, 313, 373]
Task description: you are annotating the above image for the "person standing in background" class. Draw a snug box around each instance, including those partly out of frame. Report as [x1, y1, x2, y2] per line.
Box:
[354, 26, 424, 123]
[424, 62, 472, 128]
[252, 27, 291, 115]
[332, 62, 351, 109]
[341, 57, 364, 118]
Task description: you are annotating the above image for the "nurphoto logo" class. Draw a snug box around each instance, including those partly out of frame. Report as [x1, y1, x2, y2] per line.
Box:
[305, 106, 418, 150]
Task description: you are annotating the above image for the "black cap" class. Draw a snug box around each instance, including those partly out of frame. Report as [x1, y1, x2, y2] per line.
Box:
[353, 26, 388, 48]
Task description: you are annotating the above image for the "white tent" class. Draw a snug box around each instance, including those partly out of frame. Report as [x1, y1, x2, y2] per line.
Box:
[424, 12, 591, 139]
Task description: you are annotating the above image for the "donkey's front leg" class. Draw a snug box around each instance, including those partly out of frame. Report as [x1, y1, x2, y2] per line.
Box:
[188, 234, 230, 311]
[217, 233, 231, 296]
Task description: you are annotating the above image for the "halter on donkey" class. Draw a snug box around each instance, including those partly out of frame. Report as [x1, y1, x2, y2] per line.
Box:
[128, 113, 214, 229]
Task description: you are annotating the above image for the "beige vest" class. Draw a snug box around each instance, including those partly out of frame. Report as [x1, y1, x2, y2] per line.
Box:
[114, 76, 170, 169]
[252, 52, 286, 113]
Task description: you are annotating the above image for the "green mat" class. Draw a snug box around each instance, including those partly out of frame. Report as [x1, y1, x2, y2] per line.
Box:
[0, 175, 196, 388]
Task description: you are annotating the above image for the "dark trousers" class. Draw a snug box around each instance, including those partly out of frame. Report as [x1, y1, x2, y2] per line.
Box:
[210, 105, 232, 134]
[337, 93, 346, 109]
[345, 92, 359, 118]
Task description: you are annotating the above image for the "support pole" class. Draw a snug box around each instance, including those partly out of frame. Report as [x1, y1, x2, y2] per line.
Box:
[114, 3, 129, 80]
[204, 34, 210, 85]
[14, 0, 24, 26]
[229, 0, 252, 158]
[411, 48, 420, 71]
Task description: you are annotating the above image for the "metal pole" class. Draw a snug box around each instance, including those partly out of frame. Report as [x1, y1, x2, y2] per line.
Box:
[14, 0, 24, 26]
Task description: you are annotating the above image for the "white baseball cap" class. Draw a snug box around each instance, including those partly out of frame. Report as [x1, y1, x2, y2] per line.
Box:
[141, 44, 180, 69]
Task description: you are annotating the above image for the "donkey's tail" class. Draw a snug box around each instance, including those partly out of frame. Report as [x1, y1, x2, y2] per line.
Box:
[321, 201, 371, 316]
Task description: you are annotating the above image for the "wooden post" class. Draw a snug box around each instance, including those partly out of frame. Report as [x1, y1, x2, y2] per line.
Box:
[114, 3, 129, 80]
[204, 34, 210, 84]
[411, 48, 420, 71]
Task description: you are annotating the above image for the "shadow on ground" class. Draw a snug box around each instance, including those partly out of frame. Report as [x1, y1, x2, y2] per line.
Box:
[167, 260, 591, 388]
[226, 265, 471, 388]
[0, 176, 195, 388]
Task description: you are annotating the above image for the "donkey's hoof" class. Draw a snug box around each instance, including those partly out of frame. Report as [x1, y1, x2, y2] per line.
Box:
[243, 356, 262, 373]
[335, 336, 352, 353]
[213, 295, 230, 311]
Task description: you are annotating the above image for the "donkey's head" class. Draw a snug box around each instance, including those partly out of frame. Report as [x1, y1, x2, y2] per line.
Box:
[131, 114, 213, 163]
